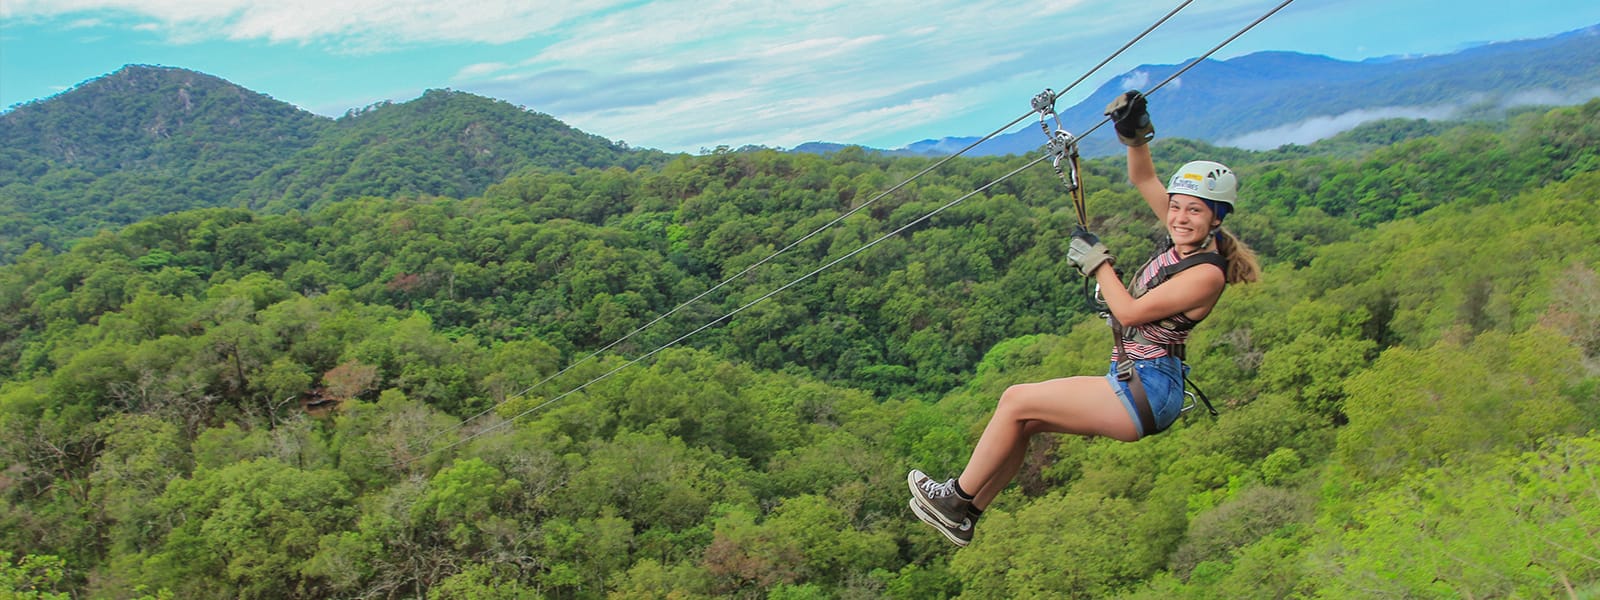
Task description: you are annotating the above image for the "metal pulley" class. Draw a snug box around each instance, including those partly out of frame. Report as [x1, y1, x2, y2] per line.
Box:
[1048, 129, 1080, 194]
[1031, 87, 1087, 227]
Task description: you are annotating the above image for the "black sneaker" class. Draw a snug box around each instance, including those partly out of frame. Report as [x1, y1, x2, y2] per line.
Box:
[908, 471, 974, 539]
[909, 497, 975, 547]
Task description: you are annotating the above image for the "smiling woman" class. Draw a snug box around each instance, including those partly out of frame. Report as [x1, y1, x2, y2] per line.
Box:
[906, 90, 1261, 548]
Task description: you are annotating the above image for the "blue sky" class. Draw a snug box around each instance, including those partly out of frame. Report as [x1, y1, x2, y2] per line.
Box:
[3, 0, 1598, 153]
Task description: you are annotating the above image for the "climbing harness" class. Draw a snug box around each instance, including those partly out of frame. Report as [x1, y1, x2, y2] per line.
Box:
[1106, 247, 1226, 434]
[1035, 85, 1219, 434]
[1123, 245, 1226, 419]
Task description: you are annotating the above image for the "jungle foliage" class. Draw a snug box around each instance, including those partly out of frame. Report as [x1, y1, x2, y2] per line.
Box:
[2, 99, 1598, 599]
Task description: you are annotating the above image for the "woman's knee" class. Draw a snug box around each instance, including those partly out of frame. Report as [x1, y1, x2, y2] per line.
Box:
[997, 382, 1053, 420]
[997, 383, 1033, 414]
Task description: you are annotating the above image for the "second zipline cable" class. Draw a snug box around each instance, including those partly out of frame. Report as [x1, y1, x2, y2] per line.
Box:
[402, 0, 1203, 456]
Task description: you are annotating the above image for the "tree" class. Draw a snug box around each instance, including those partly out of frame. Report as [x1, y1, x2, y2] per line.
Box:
[141, 458, 355, 599]
[1318, 434, 1600, 598]
[90, 414, 190, 556]
[949, 490, 1150, 599]
[1337, 326, 1590, 482]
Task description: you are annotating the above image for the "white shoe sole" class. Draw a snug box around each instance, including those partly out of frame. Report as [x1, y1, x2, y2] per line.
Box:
[909, 498, 970, 547]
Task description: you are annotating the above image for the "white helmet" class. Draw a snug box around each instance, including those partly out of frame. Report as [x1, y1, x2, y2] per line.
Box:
[1166, 160, 1237, 209]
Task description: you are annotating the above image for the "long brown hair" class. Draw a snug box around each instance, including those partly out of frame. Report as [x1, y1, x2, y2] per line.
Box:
[1214, 227, 1260, 284]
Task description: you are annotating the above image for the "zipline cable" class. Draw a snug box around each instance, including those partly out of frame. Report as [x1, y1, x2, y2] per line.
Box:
[396, 0, 1299, 464]
[410, 155, 1050, 463]
[401, 0, 1200, 455]
[1074, 0, 1297, 144]
[400, 0, 1297, 466]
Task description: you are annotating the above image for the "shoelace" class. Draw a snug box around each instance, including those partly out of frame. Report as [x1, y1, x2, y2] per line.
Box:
[919, 478, 955, 498]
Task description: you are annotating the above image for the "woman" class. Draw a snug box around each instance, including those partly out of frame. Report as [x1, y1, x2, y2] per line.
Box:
[907, 91, 1261, 547]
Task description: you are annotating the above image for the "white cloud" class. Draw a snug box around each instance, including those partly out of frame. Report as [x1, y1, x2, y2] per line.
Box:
[1118, 70, 1150, 90]
[446, 0, 1128, 151]
[4, 0, 1292, 151]
[1221, 86, 1600, 151]
[453, 61, 513, 81]
[3, 0, 620, 47]
[1503, 86, 1600, 107]
[1221, 105, 1459, 150]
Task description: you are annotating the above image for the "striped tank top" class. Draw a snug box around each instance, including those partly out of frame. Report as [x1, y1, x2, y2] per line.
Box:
[1113, 247, 1208, 361]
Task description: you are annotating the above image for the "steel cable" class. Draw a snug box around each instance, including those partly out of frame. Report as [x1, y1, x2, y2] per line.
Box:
[397, 0, 1295, 465]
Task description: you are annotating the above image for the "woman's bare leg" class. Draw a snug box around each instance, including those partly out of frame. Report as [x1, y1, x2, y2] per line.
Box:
[970, 419, 1050, 509]
[957, 375, 1138, 508]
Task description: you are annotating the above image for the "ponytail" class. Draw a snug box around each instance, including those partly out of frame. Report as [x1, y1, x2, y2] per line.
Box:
[1215, 227, 1260, 284]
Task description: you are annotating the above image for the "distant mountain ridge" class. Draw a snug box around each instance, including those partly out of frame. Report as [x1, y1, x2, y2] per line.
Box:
[1, 64, 323, 171]
[0, 66, 669, 259]
[851, 23, 1600, 158]
[1, 65, 662, 207]
[2, 24, 1596, 261]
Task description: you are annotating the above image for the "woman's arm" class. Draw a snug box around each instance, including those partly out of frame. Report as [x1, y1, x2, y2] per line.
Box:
[1127, 144, 1169, 220]
[1092, 261, 1224, 327]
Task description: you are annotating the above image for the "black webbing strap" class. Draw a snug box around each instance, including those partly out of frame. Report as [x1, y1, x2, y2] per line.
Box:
[1109, 246, 1228, 437]
[1184, 372, 1220, 417]
[1154, 253, 1227, 287]
[1110, 317, 1159, 436]
[1135, 251, 1228, 297]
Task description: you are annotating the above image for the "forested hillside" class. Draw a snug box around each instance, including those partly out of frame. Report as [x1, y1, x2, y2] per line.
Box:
[1, 100, 1597, 599]
[0, 66, 324, 262]
[236, 89, 671, 213]
[0, 66, 671, 263]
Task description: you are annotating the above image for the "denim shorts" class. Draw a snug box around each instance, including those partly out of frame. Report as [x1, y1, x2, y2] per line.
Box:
[1106, 355, 1187, 438]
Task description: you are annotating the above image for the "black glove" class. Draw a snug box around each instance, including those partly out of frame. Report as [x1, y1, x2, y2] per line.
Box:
[1103, 91, 1154, 147]
[1067, 228, 1114, 277]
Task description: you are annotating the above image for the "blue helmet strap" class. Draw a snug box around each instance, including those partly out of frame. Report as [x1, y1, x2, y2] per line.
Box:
[1202, 199, 1230, 247]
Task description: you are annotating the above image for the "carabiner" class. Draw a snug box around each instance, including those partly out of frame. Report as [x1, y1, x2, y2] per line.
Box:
[1033, 89, 1068, 140]
[1048, 130, 1080, 191]
[1180, 389, 1199, 415]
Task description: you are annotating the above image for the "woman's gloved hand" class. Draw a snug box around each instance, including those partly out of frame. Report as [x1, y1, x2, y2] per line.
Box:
[1103, 90, 1154, 147]
[1068, 228, 1115, 276]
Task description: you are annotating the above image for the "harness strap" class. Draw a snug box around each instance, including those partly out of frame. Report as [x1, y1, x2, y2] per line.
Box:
[1111, 317, 1160, 436]
[1111, 249, 1228, 436]
[1184, 371, 1220, 417]
[1131, 252, 1228, 297]
[1123, 328, 1190, 361]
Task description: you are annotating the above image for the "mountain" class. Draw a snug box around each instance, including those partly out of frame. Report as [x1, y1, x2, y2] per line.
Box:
[0, 66, 324, 260]
[4, 24, 1597, 261]
[0, 64, 323, 177]
[236, 88, 662, 212]
[0, 66, 669, 260]
[829, 23, 1600, 158]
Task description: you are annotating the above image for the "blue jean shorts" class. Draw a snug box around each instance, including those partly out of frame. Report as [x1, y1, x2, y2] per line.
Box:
[1106, 355, 1187, 438]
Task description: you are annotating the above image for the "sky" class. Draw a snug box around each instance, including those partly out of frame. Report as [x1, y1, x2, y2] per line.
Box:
[3, 0, 1599, 154]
